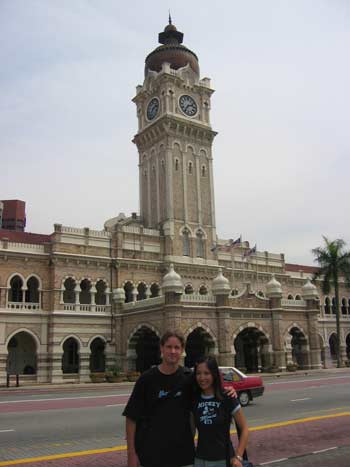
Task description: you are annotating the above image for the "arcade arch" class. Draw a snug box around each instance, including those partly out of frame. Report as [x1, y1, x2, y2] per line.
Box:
[127, 326, 161, 372]
[62, 337, 80, 374]
[184, 327, 216, 368]
[234, 326, 270, 372]
[89, 337, 106, 373]
[7, 330, 37, 375]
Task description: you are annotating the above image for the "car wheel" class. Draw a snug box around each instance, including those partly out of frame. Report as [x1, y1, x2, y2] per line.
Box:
[238, 391, 250, 407]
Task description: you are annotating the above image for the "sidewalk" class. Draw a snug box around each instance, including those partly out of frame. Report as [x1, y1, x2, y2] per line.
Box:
[1, 366, 349, 393]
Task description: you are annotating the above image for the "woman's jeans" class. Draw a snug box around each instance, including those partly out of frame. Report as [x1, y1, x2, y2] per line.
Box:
[194, 458, 226, 467]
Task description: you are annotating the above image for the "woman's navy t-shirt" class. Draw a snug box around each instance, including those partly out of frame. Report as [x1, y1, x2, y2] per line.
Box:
[193, 393, 241, 461]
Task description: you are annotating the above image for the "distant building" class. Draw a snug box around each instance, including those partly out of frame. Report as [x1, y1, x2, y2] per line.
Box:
[0, 200, 26, 231]
[0, 22, 349, 385]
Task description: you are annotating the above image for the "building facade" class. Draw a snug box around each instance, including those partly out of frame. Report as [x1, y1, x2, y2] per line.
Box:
[0, 22, 349, 385]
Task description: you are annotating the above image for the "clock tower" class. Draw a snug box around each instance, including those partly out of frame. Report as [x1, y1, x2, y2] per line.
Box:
[133, 20, 218, 263]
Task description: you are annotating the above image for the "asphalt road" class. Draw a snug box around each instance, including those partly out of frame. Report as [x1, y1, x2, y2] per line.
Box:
[0, 371, 350, 465]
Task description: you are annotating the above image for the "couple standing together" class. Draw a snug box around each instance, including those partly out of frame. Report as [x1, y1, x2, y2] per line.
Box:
[123, 330, 250, 467]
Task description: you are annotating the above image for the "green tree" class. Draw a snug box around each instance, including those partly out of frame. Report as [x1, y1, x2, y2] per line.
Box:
[312, 237, 350, 367]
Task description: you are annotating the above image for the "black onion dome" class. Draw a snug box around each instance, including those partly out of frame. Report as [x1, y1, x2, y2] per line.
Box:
[145, 22, 199, 76]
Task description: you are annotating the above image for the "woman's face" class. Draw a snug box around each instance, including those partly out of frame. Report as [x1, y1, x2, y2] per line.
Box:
[195, 362, 214, 392]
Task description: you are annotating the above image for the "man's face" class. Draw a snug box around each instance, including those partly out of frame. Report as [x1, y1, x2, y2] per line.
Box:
[160, 337, 183, 366]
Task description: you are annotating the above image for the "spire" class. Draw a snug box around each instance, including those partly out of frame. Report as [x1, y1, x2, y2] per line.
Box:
[169, 10, 172, 25]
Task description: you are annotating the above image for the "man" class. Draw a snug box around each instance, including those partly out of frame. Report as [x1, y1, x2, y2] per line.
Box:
[123, 330, 194, 467]
[123, 330, 237, 467]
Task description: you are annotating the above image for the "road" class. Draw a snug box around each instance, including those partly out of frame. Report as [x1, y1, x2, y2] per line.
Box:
[0, 370, 350, 466]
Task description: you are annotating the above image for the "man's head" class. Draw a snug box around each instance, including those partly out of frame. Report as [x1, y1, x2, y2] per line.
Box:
[160, 330, 185, 367]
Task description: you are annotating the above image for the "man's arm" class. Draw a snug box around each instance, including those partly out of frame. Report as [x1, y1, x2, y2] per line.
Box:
[125, 417, 139, 467]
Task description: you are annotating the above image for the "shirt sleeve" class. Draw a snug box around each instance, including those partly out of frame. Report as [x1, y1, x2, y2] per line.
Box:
[122, 374, 147, 421]
[227, 395, 241, 416]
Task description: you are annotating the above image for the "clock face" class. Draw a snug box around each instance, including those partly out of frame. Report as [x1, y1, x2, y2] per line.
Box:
[146, 98, 159, 121]
[179, 95, 198, 117]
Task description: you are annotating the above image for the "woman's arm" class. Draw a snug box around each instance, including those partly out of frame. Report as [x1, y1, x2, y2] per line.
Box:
[231, 409, 249, 467]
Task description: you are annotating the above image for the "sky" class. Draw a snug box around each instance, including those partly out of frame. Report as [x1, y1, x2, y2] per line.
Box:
[1, 0, 349, 265]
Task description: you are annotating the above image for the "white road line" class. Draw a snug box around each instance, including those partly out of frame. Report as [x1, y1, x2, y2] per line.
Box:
[0, 393, 131, 404]
[0, 429, 15, 433]
[267, 375, 350, 385]
[105, 404, 125, 407]
[313, 446, 337, 454]
[290, 397, 311, 402]
[260, 458, 288, 465]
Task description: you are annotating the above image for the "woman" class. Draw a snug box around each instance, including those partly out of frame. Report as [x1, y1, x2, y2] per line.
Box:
[192, 356, 249, 467]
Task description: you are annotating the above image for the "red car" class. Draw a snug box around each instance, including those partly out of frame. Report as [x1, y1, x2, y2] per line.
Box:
[220, 366, 265, 406]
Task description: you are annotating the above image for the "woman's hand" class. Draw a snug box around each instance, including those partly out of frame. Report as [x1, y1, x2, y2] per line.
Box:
[225, 386, 237, 398]
[231, 456, 242, 467]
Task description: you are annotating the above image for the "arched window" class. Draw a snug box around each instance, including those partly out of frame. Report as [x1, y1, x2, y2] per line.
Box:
[62, 338, 79, 374]
[137, 282, 147, 300]
[9, 275, 23, 302]
[175, 159, 179, 171]
[150, 283, 160, 298]
[231, 289, 239, 296]
[63, 277, 75, 304]
[188, 161, 193, 174]
[341, 298, 347, 315]
[258, 291, 265, 298]
[95, 280, 107, 305]
[25, 276, 39, 303]
[287, 294, 294, 300]
[196, 231, 204, 258]
[201, 165, 206, 177]
[79, 279, 91, 305]
[184, 284, 194, 294]
[199, 285, 208, 295]
[324, 297, 331, 314]
[182, 228, 190, 256]
[331, 297, 336, 314]
[124, 281, 133, 303]
[295, 295, 301, 301]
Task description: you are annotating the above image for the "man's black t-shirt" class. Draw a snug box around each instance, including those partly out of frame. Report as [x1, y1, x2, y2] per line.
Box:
[193, 393, 240, 461]
[123, 366, 194, 467]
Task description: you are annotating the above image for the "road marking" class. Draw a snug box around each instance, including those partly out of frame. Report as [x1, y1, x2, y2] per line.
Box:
[0, 412, 349, 466]
[313, 446, 337, 454]
[260, 459, 288, 465]
[267, 375, 350, 385]
[0, 393, 130, 404]
[290, 397, 311, 402]
[0, 430, 15, 433]
[105, 404, 124, 407]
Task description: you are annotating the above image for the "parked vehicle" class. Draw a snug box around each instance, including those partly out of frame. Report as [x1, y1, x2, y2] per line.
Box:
[219, 366, 264, 406]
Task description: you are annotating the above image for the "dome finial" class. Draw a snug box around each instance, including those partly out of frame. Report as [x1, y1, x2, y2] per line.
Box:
[169, 10, 172, 25]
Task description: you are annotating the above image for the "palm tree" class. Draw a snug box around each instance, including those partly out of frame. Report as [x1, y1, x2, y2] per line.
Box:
[312, 237, 350, 368]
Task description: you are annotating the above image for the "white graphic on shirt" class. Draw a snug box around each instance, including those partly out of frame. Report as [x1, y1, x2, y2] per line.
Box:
[198, 400, 221, 425]
[158, 389, 182, 398]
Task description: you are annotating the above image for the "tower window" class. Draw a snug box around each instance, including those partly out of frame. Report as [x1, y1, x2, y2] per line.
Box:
[196, 231, 205, 258]
[182, 228, 190, 256]
[201, 165, 206, 177]
[188, 161, 193, 174]
[175, 159, 179, 171]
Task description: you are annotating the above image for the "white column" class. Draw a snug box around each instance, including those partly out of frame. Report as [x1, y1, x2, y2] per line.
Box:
[208, 156, 216, 236]
[195, 153, 202, 225]
[147, 159, 151, 226]
[156, 157, 160, 224]
[166, 147, 174, 221]
[182, 149, 188, 223]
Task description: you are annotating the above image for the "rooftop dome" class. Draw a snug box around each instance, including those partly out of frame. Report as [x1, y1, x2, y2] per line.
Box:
[145, 20, 199, 76]
[212, 268, 231, 296]
[266, 275, 282, 298]
[162, 264, 183, 294]
[301, 279, 318, 300]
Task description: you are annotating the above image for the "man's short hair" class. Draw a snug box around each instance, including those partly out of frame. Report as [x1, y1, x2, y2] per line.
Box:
[160, 330, 185, 348]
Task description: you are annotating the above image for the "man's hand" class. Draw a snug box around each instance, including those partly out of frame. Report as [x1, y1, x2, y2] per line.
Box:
[127, 450, 140, 467]
[231, 457, 242, 467]
[225, 386, 237, 398]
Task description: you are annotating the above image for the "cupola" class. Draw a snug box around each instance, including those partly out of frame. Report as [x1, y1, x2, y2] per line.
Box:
[301, 279, 318, 300]
[266, 275, 282, 298]
[145, 17, 199, 76]
[212, 268, 231, 296]
[162, 264, 183, 294]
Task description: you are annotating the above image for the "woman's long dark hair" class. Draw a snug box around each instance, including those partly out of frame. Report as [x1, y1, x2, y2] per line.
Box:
[193, 355, 225, 400]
